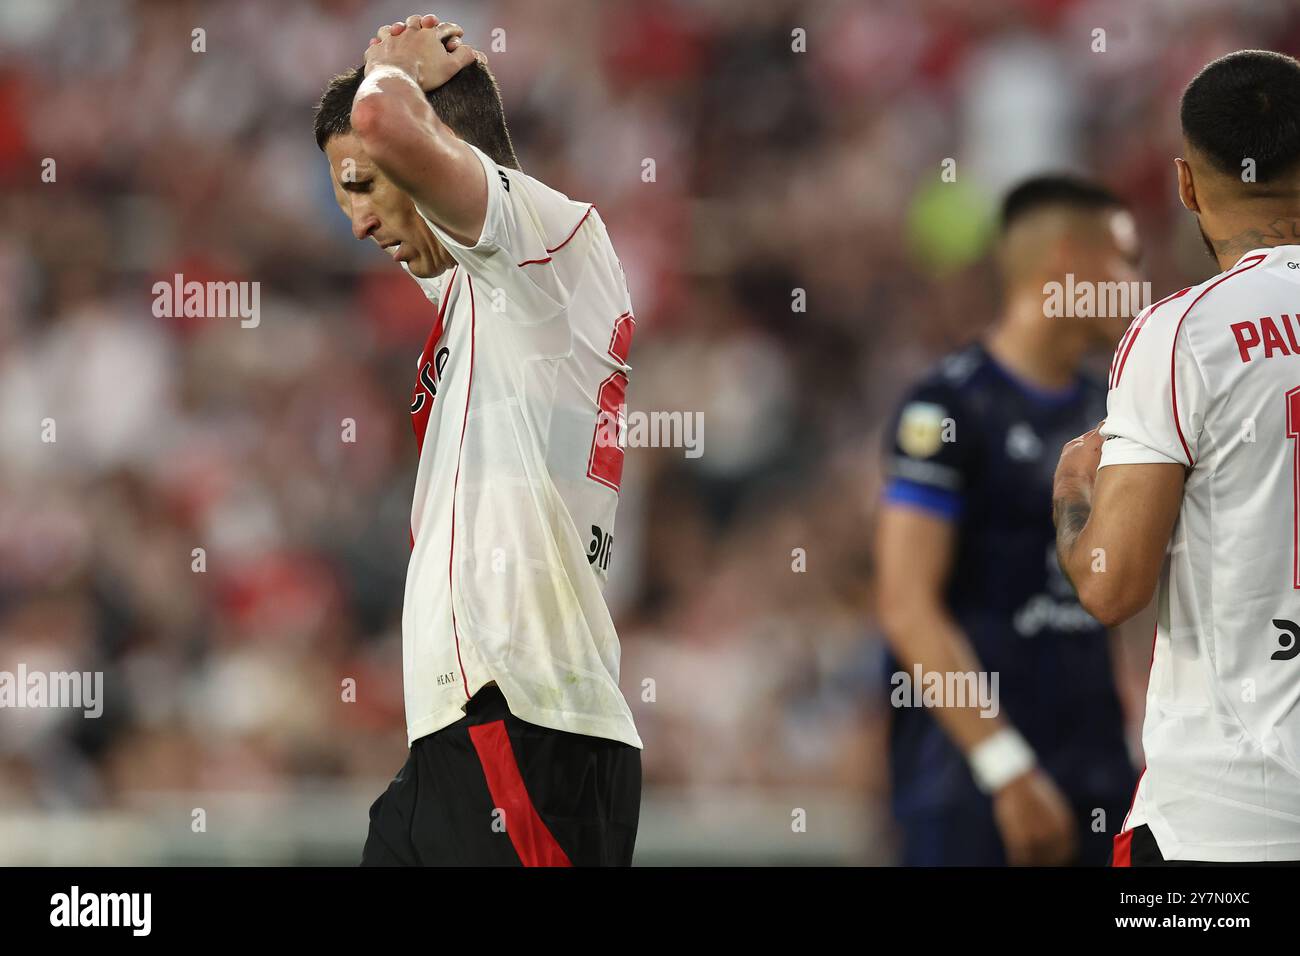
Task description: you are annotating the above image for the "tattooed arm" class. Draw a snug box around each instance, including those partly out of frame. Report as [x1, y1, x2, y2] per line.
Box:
[1052, 426, 1186, 626]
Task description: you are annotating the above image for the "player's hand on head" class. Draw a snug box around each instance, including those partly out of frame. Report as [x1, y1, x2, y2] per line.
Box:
[373, 15, 464, 50]
[375, 14, 450, 39]
[363, 15, 475, 88]
[992, 767, 1078, 866]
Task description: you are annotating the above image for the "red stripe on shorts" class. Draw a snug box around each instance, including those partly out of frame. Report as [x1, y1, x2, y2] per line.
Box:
[468, 719, 572, 867]
[1111, 829, 1134, 867]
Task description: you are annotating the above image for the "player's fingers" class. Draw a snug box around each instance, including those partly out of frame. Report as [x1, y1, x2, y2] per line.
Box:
[377, 24, 394, 40]
[405, 14, 423, 30]
[446, 43, 477, 71]
[436, 23, 464, 49]
[420, 14, 440, 28]
[369, 37, 380, 46]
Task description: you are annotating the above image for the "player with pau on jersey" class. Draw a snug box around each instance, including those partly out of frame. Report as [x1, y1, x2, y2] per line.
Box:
[1054, 49, 1300, 865]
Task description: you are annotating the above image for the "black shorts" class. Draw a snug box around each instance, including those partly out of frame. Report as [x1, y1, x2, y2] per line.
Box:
[361, 684, 642, 866]
[1112, 824, 1300, 866]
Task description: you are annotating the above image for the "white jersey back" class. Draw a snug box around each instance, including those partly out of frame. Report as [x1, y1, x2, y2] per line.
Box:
[400, 143, 642, 750]
[1101, 245, 1300, 860]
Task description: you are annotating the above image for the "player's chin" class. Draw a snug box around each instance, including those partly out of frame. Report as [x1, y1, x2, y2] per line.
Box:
[406, 250, 447, 279]
[406, 254, 436, 279]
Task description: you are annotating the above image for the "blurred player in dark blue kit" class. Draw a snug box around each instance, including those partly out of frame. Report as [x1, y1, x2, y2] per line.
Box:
[875, 176, 1142, 865]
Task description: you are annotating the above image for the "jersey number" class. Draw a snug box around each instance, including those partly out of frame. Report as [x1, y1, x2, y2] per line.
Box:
[1279, 385, 1300, 587]
[1286, 385, 1300, 588]
[587, 312, 636, 491]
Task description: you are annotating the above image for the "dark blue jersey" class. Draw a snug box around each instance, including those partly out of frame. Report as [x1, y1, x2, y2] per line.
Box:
[881, 342, 1134, 820]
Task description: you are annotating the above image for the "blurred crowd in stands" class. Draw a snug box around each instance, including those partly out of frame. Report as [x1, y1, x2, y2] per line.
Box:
[0, 0, 1297, 860]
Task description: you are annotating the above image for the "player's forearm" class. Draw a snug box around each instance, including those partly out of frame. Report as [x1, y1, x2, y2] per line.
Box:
[878, 599, 1013, 754]
[350, 64, 486, 245]
[880, 601, 1041, 795]
[1053, 487, 1152, 627]
[351, 66, 457, 184]
[1053, 485, 1093, 591]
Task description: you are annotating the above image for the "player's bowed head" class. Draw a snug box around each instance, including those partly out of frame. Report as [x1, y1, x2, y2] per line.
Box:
[313, 14, 520, 280]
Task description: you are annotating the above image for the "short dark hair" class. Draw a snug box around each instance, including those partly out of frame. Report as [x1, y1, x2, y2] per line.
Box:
[999, 174, 1124, 234]
[1181, 50, 1300, 182]
[313, 58, 520, 170]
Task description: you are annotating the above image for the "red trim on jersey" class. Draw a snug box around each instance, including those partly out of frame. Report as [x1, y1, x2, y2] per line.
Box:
[1170, 255, 1267, 466]
[1111, 287, 1190, 389]
[1110, 311, 1142, 389]
[468, 720, 572, 867]
[517, 205, 594, 266]
[411, 266, 458, 455]
[1111, 829, 1134, 867]
[1110, 306, 1148, 388]
[447, 274, 477, 698]
[410, 267, 459, 551]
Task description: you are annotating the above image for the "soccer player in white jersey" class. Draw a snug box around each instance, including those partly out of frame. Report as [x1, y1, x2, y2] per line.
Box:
[1053, 50, 1300, 865]
[313, 14, 642, 865]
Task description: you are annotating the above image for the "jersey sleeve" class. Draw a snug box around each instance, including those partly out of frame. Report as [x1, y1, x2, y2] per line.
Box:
[413, 142, 592, 318]
[1099, 300, 1208, 469]
[881, 381, 976, 522]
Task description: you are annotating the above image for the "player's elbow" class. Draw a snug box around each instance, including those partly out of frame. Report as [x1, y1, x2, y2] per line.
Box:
[349, 95, 402, 155]
[1074, 574, 1153, 628]
[351, 96, 457, 184]
[876, 588, 936, 648]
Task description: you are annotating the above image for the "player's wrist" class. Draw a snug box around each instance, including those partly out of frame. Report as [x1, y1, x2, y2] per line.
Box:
[362, 60, 423, 90]
[968, 727, 1037, 795]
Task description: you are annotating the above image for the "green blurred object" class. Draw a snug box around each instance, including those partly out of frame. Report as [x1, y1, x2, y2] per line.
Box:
[906, 179, 995, 276]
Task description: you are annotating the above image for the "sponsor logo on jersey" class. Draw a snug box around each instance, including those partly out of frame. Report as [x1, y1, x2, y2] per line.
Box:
[410, 345, 451, 414]
[1005, 422, 1042, 462]
[1272, 619, 1300, 661]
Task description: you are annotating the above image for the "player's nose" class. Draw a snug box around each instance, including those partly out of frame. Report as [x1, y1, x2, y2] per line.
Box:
[351, 211, 379, 242]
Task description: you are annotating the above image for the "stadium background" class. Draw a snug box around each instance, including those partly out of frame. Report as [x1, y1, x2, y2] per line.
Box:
[0, 0, 1294, 864]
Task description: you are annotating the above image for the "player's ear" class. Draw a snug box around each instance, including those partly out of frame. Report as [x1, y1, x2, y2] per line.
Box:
[1175, 158, 1200, 213]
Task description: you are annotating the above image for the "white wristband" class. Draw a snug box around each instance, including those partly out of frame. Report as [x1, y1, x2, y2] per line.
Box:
[968, 728, 1036, 794]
